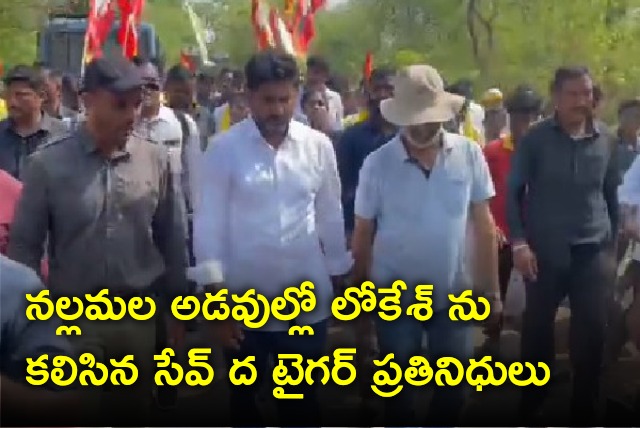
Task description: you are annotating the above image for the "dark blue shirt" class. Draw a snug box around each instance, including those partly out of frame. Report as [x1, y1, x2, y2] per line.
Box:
[336, 120, 396, 232]
[0, 114, 68, 180]
[507, 117, 619, 267]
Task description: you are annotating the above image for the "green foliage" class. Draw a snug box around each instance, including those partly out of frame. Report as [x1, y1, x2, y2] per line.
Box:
[4, 0, 640, 118]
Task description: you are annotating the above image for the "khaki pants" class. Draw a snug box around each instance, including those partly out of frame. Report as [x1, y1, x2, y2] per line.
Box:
[70, 317, 156, 424]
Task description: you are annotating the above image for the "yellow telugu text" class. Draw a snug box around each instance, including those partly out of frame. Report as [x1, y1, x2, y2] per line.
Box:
[25, 289, 156, 336]
[27, 282, 491, 336]
[25, 350, 550, 395]
[332, 281, 491, 322]
[371, 354, 550, 397]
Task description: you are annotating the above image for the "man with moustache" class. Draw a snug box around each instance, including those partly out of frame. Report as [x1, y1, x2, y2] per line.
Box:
[336, 67, 397, 243]
[351, 64, 501, 427]
[0, 65, 67, 179]
[507, 66, 619, 425]
[7, 55, 188, 425]
[192, 50, 351, 427]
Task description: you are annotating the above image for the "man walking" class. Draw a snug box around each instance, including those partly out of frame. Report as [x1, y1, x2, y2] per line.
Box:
[482, 84, 543, 352]
[0, 65, 67, 179]
[192, 50, 351, 427]
[507, 66, 619, 424]
[7, 55, 188, 425]
[351, 64, 501, 427]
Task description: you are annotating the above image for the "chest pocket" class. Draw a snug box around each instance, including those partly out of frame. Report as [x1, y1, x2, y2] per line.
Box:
[440, 167, 470, 217]
[118, 176, 159, 220]
[576, 148, 608, 188]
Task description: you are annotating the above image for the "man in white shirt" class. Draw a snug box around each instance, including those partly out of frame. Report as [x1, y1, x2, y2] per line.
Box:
[193, 50, 352, 427]
[133, 58, 201, 267]
[351, 65, 502, 427]
[300, 55, 344, 131]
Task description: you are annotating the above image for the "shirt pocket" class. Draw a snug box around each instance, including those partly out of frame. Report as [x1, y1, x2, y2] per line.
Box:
[441, 172, 469, 216]
[118, 176, 159, 221]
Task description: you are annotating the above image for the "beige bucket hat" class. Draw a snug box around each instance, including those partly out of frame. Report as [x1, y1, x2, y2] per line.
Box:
[380, 64, 465, 126]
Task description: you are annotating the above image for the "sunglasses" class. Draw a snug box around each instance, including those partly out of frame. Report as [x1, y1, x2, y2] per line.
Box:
[143, 83, 160, 91]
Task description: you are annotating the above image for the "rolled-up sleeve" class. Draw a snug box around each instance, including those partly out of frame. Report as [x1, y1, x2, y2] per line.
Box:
[507, 132, 534, 242]
[152, 154, 188, 298]
[7, 154, 49, 273]
[192, 139, 229, 285]
[315, 136, 353, 276]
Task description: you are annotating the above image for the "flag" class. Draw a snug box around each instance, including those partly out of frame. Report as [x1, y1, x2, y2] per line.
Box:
[84, 0, 116, 62]
[269, 7, 296, 57]
[180, 51, 196, 73]
[363, 51, 373, 81]
[310, 0, 326, 13]
[117, 0, 145, 59]
[251, 0, 274, 50]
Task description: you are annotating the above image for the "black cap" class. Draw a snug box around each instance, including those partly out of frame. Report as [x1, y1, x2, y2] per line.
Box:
[505, 84, 542, 114]
[3, 65, 46, 90]
[81, 56, 144, 94]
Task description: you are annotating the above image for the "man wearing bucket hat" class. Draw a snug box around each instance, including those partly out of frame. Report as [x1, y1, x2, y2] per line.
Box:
[351, 64, 502, 426]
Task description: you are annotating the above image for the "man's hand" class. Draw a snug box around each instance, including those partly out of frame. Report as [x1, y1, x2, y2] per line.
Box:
[482, 292, 503, 330]
[210, 319, 244, 350]
[513, 242, 538, 281]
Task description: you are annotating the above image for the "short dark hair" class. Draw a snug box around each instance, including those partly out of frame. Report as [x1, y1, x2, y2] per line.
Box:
[369, 66, 395, 83]
[593, 83, 603, 105]
[3, 65, 46, 92]
[165, 64, 194, 84]
[447, 79, 473, 99]
[618, 98, 640, 116]
[505, 84, 543, 114]
[550, 66, 591, 93]
[306, 55, 330, 74]
[131, 55, 150, 67]
[245, 50, 299, 92]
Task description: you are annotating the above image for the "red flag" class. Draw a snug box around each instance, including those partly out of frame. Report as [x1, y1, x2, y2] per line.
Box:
[363, 51, 373, 81]
[117, 0, 144, 58]
[310, 0, 326, 13]
[180, 51, 196, 73]
[251, 0, 273, 50]
[85, 0, 116, 61]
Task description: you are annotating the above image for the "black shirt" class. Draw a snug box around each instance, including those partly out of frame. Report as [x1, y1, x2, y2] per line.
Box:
[506, 116, 619, 266]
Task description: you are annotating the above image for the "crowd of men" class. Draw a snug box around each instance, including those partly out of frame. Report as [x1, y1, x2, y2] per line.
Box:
[0, 49, 639, 427]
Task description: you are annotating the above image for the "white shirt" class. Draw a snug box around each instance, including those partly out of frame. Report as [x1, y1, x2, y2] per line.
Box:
[193, 118, 352, 331]
[619, 156, 640, 261]
[296, 87, 344, 131]
[134, 105, 201, 207]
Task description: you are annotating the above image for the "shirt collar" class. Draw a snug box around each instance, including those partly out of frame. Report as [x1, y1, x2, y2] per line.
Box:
[77, 124, 132, 159]
[1, 112, 56, 135]
[391, 131, 454, 162]
[245, 117, 306, 146]
[550, 113, 601, 137]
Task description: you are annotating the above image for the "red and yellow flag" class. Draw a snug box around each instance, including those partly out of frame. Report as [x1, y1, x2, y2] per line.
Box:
[84, 0, 116, 62]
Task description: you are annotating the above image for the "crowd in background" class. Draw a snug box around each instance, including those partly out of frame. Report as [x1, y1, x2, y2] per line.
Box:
[0, 50, 638, 427]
